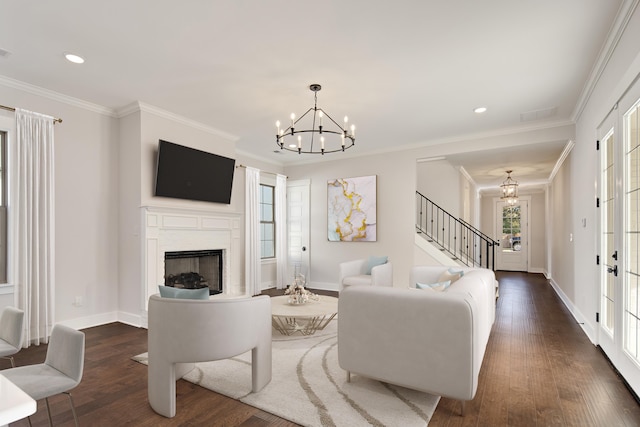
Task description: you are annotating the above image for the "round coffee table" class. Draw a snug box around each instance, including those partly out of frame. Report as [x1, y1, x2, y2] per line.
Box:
[271, 295, 338, 336]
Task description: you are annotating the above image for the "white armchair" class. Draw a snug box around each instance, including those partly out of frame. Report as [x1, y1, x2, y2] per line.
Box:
[339, 257, 393, 291]
[147, 294, 272, 418]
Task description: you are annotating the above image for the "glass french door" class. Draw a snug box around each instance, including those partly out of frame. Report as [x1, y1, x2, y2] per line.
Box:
[495, 199, 528, 271]
[598, 120, 616, 357]
[598, 79, 640, 394]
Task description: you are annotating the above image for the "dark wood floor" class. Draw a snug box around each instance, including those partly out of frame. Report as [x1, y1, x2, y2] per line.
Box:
[6, 272, 640, 426]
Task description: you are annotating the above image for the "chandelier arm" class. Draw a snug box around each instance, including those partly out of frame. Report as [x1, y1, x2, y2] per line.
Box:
[318, 109, 348, 134]
[284, 107, 315, 133]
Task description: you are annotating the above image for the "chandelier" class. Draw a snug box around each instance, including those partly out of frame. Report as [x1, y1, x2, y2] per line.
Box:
[500, 170, 519, 205]
[275, 84, 355, 154]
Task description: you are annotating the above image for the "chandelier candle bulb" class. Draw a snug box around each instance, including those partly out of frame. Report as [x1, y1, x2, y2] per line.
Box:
[351, 124, 355, 137]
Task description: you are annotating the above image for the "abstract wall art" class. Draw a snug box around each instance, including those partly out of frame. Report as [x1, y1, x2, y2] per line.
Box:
[327, 175, 377, 241]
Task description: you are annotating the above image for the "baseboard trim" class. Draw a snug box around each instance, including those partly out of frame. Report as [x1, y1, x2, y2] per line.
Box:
[57, 310, 143, 331]
[308, 282, 339, 292]
[548, 277, 596, 344]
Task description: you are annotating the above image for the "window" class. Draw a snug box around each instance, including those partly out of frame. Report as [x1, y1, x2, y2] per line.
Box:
[501, 205, 521, 252]
[260, 184, 275, 258]
[0, 131, 6, 282]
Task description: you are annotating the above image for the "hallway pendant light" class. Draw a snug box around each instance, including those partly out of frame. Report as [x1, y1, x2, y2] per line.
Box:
[501, 170, 519, 205]
[275, 84, 355, 155]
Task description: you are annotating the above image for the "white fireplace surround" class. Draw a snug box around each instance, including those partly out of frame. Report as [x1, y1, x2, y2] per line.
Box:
[142, 206, 243, 318]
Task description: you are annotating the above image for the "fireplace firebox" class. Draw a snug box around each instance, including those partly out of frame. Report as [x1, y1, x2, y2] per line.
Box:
[164, 249, 223, 295]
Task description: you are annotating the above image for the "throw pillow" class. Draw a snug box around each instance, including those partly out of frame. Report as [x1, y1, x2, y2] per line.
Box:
[366, 255, 388, 274]
[416, 280, 451, 292]
[158, 285, 210, 300]
[438, 269, 463, 284]
[448, 267, 464, 277]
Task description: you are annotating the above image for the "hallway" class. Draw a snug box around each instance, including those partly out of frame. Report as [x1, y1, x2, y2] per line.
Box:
[430, 271, 640, 426]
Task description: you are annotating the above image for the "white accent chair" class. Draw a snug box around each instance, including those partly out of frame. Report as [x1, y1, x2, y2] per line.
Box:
[147, 294, 272, 418]
[339, 258, 393, 291]
[2, 324, 85, 426]
[0, 306, 25, 367]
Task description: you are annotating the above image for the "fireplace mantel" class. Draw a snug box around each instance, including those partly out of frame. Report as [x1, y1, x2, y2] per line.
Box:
[141, 206, 243, 326]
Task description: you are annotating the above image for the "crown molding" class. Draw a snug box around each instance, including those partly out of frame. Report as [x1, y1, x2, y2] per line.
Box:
[572, 0, 640, 122]
[549, 139, 575, 182]
[459, 166, 477, 188]
[0, 74, 117, 117]
[116, 101, 239, 142]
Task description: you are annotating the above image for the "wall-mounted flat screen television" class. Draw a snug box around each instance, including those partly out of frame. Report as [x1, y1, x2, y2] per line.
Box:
[154, 139, 235, 204]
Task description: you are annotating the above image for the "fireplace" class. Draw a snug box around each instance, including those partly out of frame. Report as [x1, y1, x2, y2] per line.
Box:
[164, 249, 223, 295]
[143, 207, 242, 321]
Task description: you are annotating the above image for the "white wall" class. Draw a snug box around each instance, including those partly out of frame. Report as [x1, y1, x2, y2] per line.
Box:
[117, 104, 244, 323]
[550, 4, 640, 342]
[282, 122, 574, 291]
[285, 149, 418, 290]
[529, 191, 547, 273]
[416, 159, 460, 215]
[0, 81, 121, 328]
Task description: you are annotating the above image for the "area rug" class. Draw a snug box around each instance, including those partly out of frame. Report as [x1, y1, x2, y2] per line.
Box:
[133, 321, 439, 426]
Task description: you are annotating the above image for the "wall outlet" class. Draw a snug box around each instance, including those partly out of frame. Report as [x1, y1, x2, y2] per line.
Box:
[73, 296, 83, 307]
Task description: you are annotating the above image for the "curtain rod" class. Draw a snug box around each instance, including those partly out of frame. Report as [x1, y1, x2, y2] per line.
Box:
[0, 104, 63, 124]
[236, 164, 287, 178]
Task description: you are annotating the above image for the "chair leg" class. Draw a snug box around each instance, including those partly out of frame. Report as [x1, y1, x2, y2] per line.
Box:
[43, 394, 79, 427]
[460, 400, 466, 416]
[346, 371, 351, 383]
[45, 397, 54, 427]
[1, 355, 15, 367]
[65, 392, 80, 427]
[27, 415, 33, 427]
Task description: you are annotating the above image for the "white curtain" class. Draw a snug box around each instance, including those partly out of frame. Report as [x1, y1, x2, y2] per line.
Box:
[275, 174, 288, 289]
[244, 167, 261, 295]
[11, 108, 56, 347]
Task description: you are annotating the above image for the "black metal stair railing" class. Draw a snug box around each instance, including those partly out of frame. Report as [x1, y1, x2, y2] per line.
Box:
[415, 191, 499, 270]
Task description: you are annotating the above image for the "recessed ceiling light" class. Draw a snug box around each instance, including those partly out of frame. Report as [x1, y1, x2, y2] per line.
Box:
[474, 107, 487, 114]
[64, 53, 85, 64]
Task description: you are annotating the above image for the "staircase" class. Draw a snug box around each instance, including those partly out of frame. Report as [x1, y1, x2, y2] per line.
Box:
[416, 191, 499, 270]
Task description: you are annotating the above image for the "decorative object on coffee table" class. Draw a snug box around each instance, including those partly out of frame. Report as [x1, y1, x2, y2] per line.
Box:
[284, 273, 318, 305]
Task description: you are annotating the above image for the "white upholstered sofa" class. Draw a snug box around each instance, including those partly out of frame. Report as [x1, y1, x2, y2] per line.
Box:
[147, 294, 272, 418]
[338, 266, 496, 414]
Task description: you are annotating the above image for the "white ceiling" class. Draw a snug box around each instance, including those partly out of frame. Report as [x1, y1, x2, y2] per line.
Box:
[0, 1, 624, 186]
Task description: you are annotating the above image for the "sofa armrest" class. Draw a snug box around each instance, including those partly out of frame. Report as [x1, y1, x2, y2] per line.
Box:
[339, 259, 366, 284]
[371, 261, 393, 287]
[338, 286, 480, 401]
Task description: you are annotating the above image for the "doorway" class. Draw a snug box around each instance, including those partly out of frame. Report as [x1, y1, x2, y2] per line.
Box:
[286, 179, 310, 284]
[495, 199, 529, 271]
